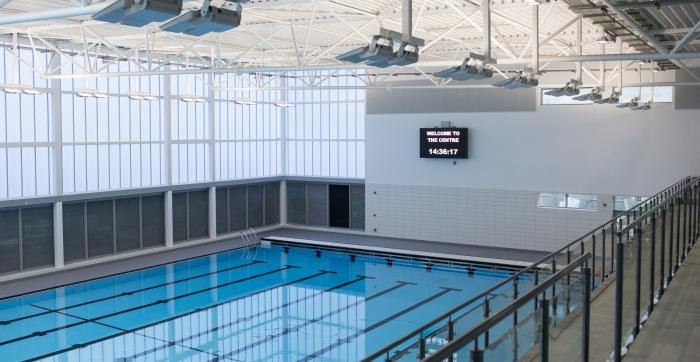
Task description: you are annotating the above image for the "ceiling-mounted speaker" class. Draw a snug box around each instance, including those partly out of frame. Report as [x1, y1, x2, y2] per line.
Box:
[160, 5, 242, 35]
[93, 0, 183, 27]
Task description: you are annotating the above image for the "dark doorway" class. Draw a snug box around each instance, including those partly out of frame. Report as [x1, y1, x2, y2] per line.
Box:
[329, 185, 350, 228]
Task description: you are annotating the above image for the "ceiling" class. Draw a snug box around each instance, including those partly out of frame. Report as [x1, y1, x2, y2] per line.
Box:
[0, 0, 699, 77]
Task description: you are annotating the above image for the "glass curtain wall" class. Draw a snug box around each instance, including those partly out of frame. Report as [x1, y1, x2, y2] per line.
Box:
[1, 47, 366, 203]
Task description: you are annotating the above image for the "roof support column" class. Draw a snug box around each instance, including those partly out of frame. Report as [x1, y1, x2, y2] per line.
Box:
[531, 3, 539, 71]
[402, 0, 413, 39]
[483, 0, 491, 60]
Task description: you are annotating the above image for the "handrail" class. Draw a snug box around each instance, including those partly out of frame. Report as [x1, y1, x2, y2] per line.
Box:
[423, 253, 592, 362]
[363, 176, 694, 361]
[618, 178, 699, 235]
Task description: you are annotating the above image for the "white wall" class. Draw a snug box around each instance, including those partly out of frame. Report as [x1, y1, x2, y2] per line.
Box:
[365, 88, 700, 251]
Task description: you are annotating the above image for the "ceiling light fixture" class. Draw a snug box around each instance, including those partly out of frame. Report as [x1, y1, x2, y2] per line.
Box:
[233, 97, 256, 105]
[545, 79, 581, 97]
[93, 0, 183, 27]
[273, 100, 294, 108]
[127, 91, 157, 101]
[434, 53, 495, 81]
[492, 67, 539, 89]
[597, 32, 616, 44]
[336, 28, 424, 68]
[573, 86, 603, 101]
[179, 94, 205, 103]
[1, 84, 43, 95]
[161, 0, 243, 35]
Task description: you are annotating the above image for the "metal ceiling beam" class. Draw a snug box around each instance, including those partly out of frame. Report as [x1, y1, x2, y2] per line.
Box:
[598, 0, 699, 80]
[42, 51, 700, 78]
[570, 0, 700, 12]
[670, 20, 700, 54]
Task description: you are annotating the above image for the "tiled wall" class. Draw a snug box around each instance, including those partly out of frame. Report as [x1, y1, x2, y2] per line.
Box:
[365, 183, 613, 252]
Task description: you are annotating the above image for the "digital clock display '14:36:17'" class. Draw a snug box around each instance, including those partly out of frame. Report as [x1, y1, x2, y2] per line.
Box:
[419, 127, 468, 159]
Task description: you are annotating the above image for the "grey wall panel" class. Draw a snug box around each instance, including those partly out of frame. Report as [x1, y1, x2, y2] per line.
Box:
[0, 209, 20, 274]
[172, 192, 188, 242]
[287, 182, 307, 225]
[141, 195, 164, 248]
[21, 206, 54, 269]
[264, 183, 280, 226]
[675, 68, 700, 110]
[307, 183, 328, 227]
[229, 186, 247, 231]
[350, 185, 365, 230]
[63, 203, 86, 262]
[115, 197, 140, 252]
[87, 200, 114, 258]
[247, 185, 264, 228]
[366, 87, 536, 114]
[188, 190, 209, 239]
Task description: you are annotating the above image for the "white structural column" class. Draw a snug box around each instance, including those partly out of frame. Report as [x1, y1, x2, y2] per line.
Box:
[576, 17, 583, 82]
[280, 75, 288, 225]
[50, 50, 64, 268]
[482, 0, 490, 60]
[207, 72, 217, 239]
[163, 64, 174, 248]
[53, 202, 64, 268]
[209, 186, 217, 239]
[532, 3, 539, 71]
[165, 191, 174, 247]
[402, 0, 412, 38]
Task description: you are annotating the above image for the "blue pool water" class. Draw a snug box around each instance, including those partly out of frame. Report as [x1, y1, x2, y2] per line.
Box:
[0, 242, 519, 361]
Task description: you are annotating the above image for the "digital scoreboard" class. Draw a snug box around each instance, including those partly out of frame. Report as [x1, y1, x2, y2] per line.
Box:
[419, 127, 468, 159]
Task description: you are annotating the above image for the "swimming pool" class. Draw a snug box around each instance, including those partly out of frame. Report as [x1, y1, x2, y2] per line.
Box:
[0, 240, 522, 361]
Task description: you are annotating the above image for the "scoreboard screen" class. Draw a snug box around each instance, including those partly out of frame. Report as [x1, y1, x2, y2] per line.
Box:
[419, 128, 468, 159]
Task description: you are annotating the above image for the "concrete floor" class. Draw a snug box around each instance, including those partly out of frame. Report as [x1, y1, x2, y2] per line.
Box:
[625, 245, 700, 362]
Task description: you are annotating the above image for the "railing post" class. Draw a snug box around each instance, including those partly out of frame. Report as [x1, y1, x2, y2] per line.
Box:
[634, 225, 642, 337]
[513, 278, 519, 362]
[649, 214, 656, 313]
[614, 237, 624, 362]
[583, 267, 591, 362]
[471, 347, 484, 362]
[566, 248, 571, 314]
[483, 298, 490, 348]
[551, 257, 557, 319]
[669, 202, 676, 275]
[419, 335, 426, 359]
[591, 234, 596, 290]
[660, 207, 667, 293]
[683, 191, 688, 259]
[693, 184, 700, 244]
[540, 299, 550, 362]
[675, 196, 681, 271]
[602, 227, 607, 285]
[534, 269, 540, 311]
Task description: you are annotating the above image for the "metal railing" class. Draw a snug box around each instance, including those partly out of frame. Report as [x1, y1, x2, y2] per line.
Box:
[363, 176, 698, 362]
[610, 177, 700, 361]
[425, 253, 592, 362]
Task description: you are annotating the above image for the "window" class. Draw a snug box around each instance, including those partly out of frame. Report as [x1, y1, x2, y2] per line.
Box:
[542, 86, 673, 105]
[619, 86, 673, 103]
[614, 195, 648, 212]
[538, 192, 597, 210]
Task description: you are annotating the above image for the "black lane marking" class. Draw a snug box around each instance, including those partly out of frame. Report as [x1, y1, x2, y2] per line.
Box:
[1, 260, 264, 326]
[29, 304, 223, 360]
[297, 288, 454, 362]
[0, 264, 299, 348]
[24, 270, 330, 362]
[125, 275, 371, 360]
[212, 281, 411, 361]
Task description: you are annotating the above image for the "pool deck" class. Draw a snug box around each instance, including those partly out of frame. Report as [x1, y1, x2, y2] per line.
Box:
[0, 227, 549, 299]
[624, 244, 700, 362]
